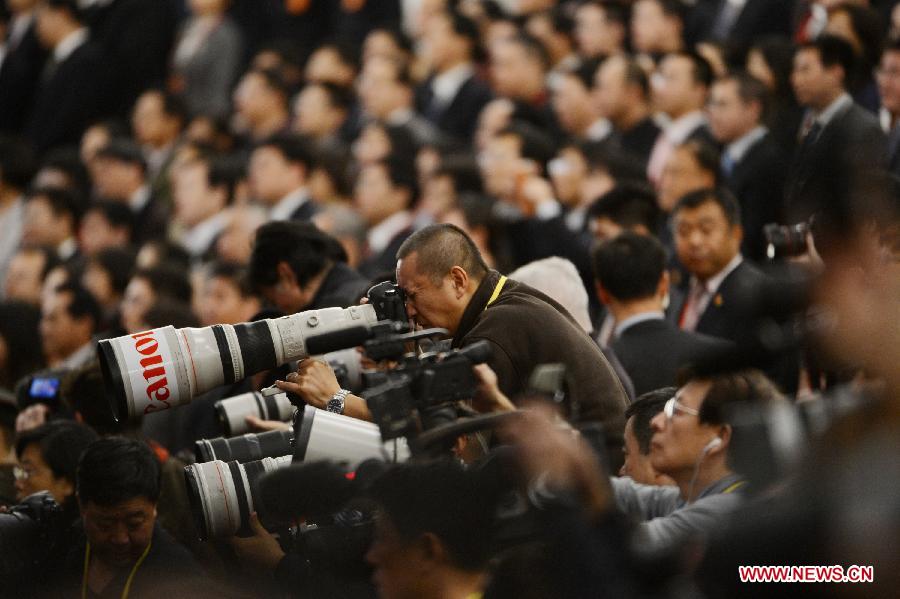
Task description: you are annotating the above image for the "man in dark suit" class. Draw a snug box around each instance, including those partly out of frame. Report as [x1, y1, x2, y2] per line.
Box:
[416, 9, 493, 144]
[689, 0, 792, 52]
[249, 220, 369, 314]
[647, 51, 717, 186]
[708, 72, 786, 261]
[786, 35, 887, 226]
[668, 187, 766, 345]
[92, 139, 167, 247]
[0, 0, 47, 135]
[593, 54, 660, 168]
[593, 231, 731, 396]
[248, 134, 319, 223]
[26, 0, 107, 156]
[355, 156, 416, 279]
[876, 39, 900, 180]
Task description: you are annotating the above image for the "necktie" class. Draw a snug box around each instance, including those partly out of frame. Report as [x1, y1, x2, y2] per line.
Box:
[678, 282, 708, 332]
[721, 153, 736, 178]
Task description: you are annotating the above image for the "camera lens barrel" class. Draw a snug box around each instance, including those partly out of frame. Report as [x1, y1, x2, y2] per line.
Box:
[184, 455, 292, 540]
[195, 429, 294, 463]
[98, 305, 378, 422]
[215, 391, 294, 437]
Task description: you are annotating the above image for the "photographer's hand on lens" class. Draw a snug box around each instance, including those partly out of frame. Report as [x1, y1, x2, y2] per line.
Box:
[502, 406, 613, 520]
[244, 414, 292, 432]
[275, 359, 373, 421]
[472, 364, 516, 414]
[15, 403, 50, 433]
[227, 511, 285, 573]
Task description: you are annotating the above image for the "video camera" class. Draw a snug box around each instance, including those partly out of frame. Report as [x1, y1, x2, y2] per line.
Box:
[0, 492, 67, 596]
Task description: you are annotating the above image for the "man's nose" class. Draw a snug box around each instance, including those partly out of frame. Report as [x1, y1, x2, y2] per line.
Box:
[650, 412, 666, 433]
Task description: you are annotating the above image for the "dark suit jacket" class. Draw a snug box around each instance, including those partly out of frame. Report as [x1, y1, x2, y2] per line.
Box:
[668, 259, 767, 345]
[619, 117, 660, 168]
[289, 198, 319, 222]
[132, 193, 170, 247]
[309, 262, 371, 309]
[85, 0, 176, 115]
[416, 73, 494, 143]
[0, 21, 47, 134]
[724, 132, 786, 261]
[785, 101, 887, 225]
[612, 318, 732, 396]
[689, 0, 792, 48]
[25, 41, 108, 155]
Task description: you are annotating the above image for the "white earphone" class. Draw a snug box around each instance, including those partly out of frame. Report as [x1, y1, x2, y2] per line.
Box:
[703, 437, 723, 452]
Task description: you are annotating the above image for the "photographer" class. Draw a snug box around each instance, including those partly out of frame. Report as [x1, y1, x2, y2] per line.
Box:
[249, 220, 370, 314]
[13, 420, 97, 508]
[366, 460, 496, 599]
[51, 437, 205, 597]
[277, 224, 629, 466]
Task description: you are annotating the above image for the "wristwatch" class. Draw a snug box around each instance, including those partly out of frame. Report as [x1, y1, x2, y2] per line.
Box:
[326, 389, 350, 414]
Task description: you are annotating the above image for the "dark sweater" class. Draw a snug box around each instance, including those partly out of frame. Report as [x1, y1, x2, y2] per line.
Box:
[452, 270, 629, 467]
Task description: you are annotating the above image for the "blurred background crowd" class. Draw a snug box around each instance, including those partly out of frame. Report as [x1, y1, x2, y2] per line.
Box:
[0, 0, 899, 598]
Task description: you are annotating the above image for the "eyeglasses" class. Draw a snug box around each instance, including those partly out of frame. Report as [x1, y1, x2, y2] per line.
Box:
[13, 465, 34, 481]
[663, 395, 700, 422]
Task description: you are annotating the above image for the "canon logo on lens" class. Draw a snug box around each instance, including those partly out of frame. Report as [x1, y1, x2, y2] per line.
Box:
[131, 330, 171, 410]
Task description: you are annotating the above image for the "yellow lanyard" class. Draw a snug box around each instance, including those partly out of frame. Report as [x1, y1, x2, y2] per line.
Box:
[81, 540, 152, 599]
[722, 480, 748, 494]
[486, 276, 507, 308]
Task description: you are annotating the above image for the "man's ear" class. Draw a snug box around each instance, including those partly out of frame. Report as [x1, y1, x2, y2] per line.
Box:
[276, 262, 296, 290]
[449, 265, 469, 298]
[418, 532, 448, 565]
[658, 270, 670, 299]
[595, 281, 611, 305]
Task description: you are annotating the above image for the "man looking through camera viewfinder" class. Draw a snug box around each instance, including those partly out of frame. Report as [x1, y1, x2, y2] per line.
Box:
[276, 224, 629, 469]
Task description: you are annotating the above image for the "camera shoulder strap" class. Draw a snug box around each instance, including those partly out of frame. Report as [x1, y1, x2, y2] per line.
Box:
[81, 539, 153, 599]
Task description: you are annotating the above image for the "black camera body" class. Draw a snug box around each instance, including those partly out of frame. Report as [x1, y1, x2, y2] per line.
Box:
[366, 281, 408, 324]
[764, 221, 810, 259]
[363, 340, 492, 441]
[0, 491, 67, 593]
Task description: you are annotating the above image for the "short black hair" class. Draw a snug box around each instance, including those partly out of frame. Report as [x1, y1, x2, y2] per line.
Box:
[717, 71, 770, 122]
[566, 57, 603, 90]
[85, 200, 134, 235]
[89, 247, 137, 296]
[676, 50, 715, 88]
[625, 387, 676, 454]
[0, 301, 43, 390]
[649, 0, 686, 21]
[442, 9, 482, 58]
[25, 186, 85, 226]
[397, 223, 489, 283]
[16, 420, 98, 491]
[497, 121, 558, 171]
[77, 437, 161, 506]
[133, 264, 193, 304]
[367, 25, 414, 55]
[208, 261, 256, 298]
[368, 460, 496, 572]
[309, 81, 355, 112]
[374, 155, 419, 208]
[249, 221, 347, 290]
[620, 56, 651, 98]
[694, 369, 785, 469]
[249, 67, 291, 99]
[190, 152, 241, 206]
[587, 183, 660, 233]
[799, 34, 857, 89]
[256, 134, 315, 172]
[506, 33, 551, 70]
[95, 138, 147, 173]
[672, 187, 741, 228]
[675, 138, 721, 185]
[60, 362, 121, 435]
[54, 280, 103, 334]
[0, 135, 35, 190]
[139, 88, 188, 123]
[592, 231, 666, 301]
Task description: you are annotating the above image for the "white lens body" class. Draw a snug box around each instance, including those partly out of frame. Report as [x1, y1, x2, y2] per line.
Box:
[295, 405, 410, 467]
[101, 304, 378, 420]
[189, 455, 292, 538]
[218, 392, 294, 437]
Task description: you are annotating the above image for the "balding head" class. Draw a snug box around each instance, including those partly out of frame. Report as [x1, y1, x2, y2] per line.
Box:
[397, 224, 489, 284]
